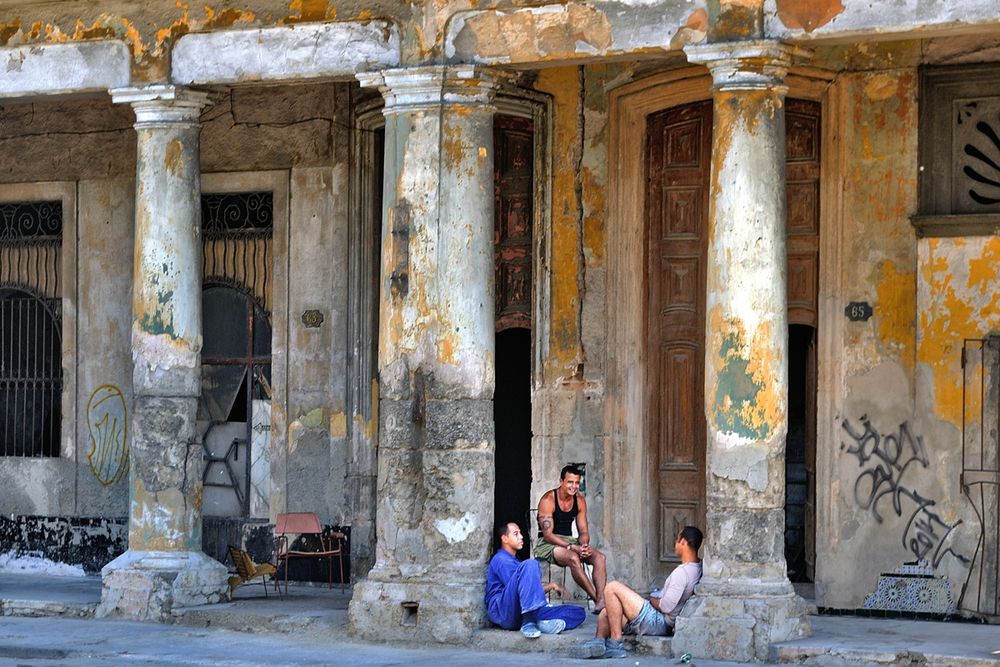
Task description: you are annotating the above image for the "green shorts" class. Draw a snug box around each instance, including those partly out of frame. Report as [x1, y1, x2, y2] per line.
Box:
[534, 535, 578, 563]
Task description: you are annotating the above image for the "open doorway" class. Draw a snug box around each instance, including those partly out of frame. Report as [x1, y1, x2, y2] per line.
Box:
[785, 324, 816, 582]
[494, 328, 532, 558]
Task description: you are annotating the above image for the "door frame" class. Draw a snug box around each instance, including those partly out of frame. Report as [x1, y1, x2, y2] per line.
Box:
[606, 65, 839, 587]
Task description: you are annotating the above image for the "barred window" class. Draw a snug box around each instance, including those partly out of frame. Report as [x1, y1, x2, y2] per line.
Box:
[0, 200, 63, 457]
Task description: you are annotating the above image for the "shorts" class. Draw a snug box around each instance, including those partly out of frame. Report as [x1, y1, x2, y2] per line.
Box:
[623, 600, 671, 637]
[534, 535, 578, 563]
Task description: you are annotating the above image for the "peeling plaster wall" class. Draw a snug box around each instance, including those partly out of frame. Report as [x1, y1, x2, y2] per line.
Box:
[284, 165, 349, 521]
[530, 68, 606, 561]
[535, 43, 996, 610]
[75, 178, 135, 516]
[0, 82, 357, 569]
[815, 41, 995, 611]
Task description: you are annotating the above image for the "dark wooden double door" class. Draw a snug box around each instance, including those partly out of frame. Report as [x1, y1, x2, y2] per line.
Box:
[647, 99, 820, 580]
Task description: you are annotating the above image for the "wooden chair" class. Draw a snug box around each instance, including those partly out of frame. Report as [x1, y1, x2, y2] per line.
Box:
[227, 545, 277, 597]
[274, 512, 346, 595]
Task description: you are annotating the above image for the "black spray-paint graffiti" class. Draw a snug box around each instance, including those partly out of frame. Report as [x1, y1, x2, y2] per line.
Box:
[841, 416, 971, 569]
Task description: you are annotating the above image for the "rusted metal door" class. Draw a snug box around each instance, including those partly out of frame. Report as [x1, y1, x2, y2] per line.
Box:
[645, 99, 821, 579]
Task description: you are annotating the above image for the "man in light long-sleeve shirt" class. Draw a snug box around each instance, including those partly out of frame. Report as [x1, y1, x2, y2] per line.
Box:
[569, 526, 703, 659]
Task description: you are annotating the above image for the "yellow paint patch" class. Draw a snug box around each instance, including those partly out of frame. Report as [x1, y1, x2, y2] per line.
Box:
[874, 260, 915, 366]
[330, 411, 347, 438]
[535, 67, 583, 376]
[967, 238, 1000, 292]
[0, 20, 22, 46]
[164, 139, 184, 176]
[917, 237, 1000, 426]
[863, 73, 898, 101]
[581, 166, 605, 266]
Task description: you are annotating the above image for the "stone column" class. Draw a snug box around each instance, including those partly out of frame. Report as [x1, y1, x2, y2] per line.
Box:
[674, 42, 813, 662]
[97, 85, 228, 621]
[348, 66, 496, 643]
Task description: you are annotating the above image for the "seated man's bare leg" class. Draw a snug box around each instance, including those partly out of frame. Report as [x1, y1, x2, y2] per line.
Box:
[582, 548, 607, 612]
[552, 546, 598, 603]
[602, 580, 647, 641]
[595, 608, 611, 639]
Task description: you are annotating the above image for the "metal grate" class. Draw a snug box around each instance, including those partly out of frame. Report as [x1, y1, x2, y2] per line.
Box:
[0, 201, 62, 299]
[960, 336, 1000, 618]
[0, 289, 62, 457]
[201, 192, 273, 313]
[0, 200, 63, 457]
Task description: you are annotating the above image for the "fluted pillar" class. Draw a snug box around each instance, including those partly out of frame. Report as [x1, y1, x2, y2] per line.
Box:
[97, 85, 228, 620]
[348, 66, 497, 643]
[673, 42, 813, 661]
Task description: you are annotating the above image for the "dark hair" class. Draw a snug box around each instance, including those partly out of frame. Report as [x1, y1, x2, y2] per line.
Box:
[560, 464, 583, 480]
[495, 521, 517, 543]
[679, 526, 703, 552]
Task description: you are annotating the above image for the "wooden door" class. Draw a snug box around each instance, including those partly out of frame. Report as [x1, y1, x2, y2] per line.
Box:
[646, 99, 821, 579]
[787, 99, 821, 581]
[493, 114, 534, 555]
[646, 101, 712, 577]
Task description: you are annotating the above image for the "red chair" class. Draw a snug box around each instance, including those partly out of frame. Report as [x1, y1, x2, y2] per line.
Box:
[274, 512, 346, 595]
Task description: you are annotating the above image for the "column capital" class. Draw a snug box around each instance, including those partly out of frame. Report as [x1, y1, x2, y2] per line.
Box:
[684, 40, 811, 91]
[357, 65, 496, 115]
[110, 84, 211, 127]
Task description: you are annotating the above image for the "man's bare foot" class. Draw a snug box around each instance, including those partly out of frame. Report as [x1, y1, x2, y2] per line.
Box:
[592, 600, 605, 615]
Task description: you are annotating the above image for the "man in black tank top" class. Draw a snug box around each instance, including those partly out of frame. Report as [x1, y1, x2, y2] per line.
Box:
[534, 464, 608, 612]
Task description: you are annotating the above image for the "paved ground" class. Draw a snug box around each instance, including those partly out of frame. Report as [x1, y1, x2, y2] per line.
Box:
[1, 573, 998, 666]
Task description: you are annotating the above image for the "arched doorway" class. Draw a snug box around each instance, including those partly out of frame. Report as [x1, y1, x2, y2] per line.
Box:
[199, 284, 272, 518]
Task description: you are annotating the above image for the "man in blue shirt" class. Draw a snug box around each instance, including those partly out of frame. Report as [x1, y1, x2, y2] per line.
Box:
[485, 521, 586, 638]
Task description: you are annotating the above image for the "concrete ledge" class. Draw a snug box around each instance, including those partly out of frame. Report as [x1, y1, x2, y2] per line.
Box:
[471, 625, 672, 657]
[172, 21, 400, 85]
[772, 644, 1000, 667]
[0, 41, 130, 99]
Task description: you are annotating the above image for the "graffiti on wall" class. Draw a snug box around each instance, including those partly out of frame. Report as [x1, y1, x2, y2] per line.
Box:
[841, 416, 970, 569]
[86, 384, 128, 486]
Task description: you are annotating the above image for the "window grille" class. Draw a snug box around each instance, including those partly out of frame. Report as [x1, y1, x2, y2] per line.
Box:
[201, 192, 273, 313]
[0, 200, 63, 457]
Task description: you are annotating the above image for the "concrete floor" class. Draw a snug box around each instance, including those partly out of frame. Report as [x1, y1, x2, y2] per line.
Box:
[1, 573, 998, 666]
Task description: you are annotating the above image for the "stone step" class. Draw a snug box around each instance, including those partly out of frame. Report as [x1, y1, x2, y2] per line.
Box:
[0, 598, 96, 619]
[174, 602, 348, 638]
[471, 627, 673, 657]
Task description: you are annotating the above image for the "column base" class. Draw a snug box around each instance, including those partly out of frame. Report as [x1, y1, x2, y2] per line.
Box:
[348, 578, 485, 644]
[96, 550, 229, 621]
[672, 585, 815, 662]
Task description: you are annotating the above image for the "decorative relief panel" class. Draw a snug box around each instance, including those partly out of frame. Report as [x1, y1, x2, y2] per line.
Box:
[659, 499, 698, 563]
[664, 120, 702, 167]
[664, 188, 702, 238]
[917, 65, 1000, 235]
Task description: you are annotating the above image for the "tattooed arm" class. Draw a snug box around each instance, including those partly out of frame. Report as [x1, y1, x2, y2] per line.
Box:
[537, 491, 571, 547]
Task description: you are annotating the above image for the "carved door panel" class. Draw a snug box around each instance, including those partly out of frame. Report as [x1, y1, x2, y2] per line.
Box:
[647, 101, 712, 579]
[494, 115, 534, 333]
[646, 99, 820, 580]
[786, 99, 821, 329]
